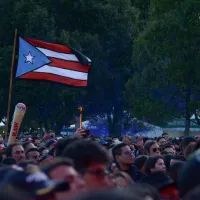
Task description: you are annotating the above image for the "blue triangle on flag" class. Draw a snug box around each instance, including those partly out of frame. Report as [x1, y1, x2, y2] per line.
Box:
[16, 37, 51, 77]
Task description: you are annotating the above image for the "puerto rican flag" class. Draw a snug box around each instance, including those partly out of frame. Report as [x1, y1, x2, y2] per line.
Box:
[15, 37, 91, 86]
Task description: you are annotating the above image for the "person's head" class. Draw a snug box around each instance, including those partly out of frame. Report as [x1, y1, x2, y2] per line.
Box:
[145, 156, 166, 174]
[56, 137, 80, 157]
[122, 135, 132, 146]
[178, 149, 200, 198]
[114, 171, 134, 188]
[143, 137, 151, 144]
[23, 142, 36, 152]
[63, 140, 109, 191]
[156, 137, 167, 146]
[131, 136, 144, 147]
[32, 136, 41, 147]
[170, 161, 184, 183]
[134, 155, 148, 173]
[0, 168, 69, 200]
[162, 133, 169, 141]
[144, 141, 160, 156]
[25, 148, 40, 164]
[193, 139, 200, 152]
[181, 137, 196, 155]
[42, 158, 85, 199]
[163, 154, 173, 172]
[170, 155, 186, 166]
[112, 143, 135, 166]
[38, 147, 49, 156]
[160, 143, 176, 155]
[127, 184, 160, 200]
[184, 143, 195, 159]
[6, 143, 25, 163]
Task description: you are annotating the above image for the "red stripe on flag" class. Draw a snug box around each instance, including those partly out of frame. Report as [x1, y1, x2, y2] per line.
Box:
[49, 57, 91, 72]
[24, 38, 73, 54]
[19, 72, 88, 87]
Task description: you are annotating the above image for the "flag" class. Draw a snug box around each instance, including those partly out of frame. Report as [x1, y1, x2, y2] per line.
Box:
[15, 37, 91, 87]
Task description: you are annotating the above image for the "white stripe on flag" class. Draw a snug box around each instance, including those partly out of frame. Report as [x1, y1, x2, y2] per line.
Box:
[34, 65, 88, 80]
[37, 47, 79, 62]
[86, 57, 91, 63]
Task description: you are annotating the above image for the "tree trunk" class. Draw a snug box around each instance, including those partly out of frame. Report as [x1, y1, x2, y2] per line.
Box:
[107, 113, 115, 137]
[184, 87, 191, 136]
[107, 108, 122, 137]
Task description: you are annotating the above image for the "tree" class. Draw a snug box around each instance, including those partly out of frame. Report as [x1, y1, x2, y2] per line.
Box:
[125, 0, 200, 136]
[0, 0, 140, 136]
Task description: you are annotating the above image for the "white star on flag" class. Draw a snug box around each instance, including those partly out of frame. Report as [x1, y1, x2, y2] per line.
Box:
[24, 51, 35, 64]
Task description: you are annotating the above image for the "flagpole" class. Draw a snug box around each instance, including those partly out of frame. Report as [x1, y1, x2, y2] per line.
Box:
[78, 107, 83, 128]
[5, 29, 18, 140]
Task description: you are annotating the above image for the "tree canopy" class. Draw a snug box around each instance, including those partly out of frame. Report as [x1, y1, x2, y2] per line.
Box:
[0, 0, 200, 136]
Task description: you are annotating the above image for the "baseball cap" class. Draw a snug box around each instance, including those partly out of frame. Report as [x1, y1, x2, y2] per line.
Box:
[178, 148, 200, 197]
[0, 168, 70, 197]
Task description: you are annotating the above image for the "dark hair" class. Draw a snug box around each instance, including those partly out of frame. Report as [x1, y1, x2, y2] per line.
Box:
[163, 154, 173, 172]
[185, 143, 196, 159]
[134, 155, 148, 170]
[170, 161, 184, 183]
[6, 143, 22, 157]
[145, 155, 163, 174]
[112, 143, 127, 160]
[22, 142, 33, 150]
[25, 148, 39, 156]
[56, 137, 80, 157]
[156, 137, 165, 143]
[144, 141, 157, 155]
[127, 184, 160, 200]
[143, 137, 150, 143]
[193, 140, 200, 152]
[38, 147, 47, 154]
[162, 133, 169, 136]
[171, 155, 186, 162]
[181, 137, 196, 150]
[63, 140, 109, 171]
[114, 171, 134, 185]
[41, 158, 73, 176]
[32, 136, 40, 140]
[160, 142, 173, 152]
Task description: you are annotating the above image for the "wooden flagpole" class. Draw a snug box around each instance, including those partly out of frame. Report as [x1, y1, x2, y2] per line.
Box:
[5, 29, 18, 140]
[78, 107, 83, 128]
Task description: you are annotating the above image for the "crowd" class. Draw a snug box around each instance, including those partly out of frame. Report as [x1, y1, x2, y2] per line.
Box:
[0, 129, 200, 200]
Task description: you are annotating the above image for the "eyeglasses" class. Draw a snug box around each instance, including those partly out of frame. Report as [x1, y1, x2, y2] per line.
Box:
[152, 148, 160, 152]
[122, 151, 135, 156]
